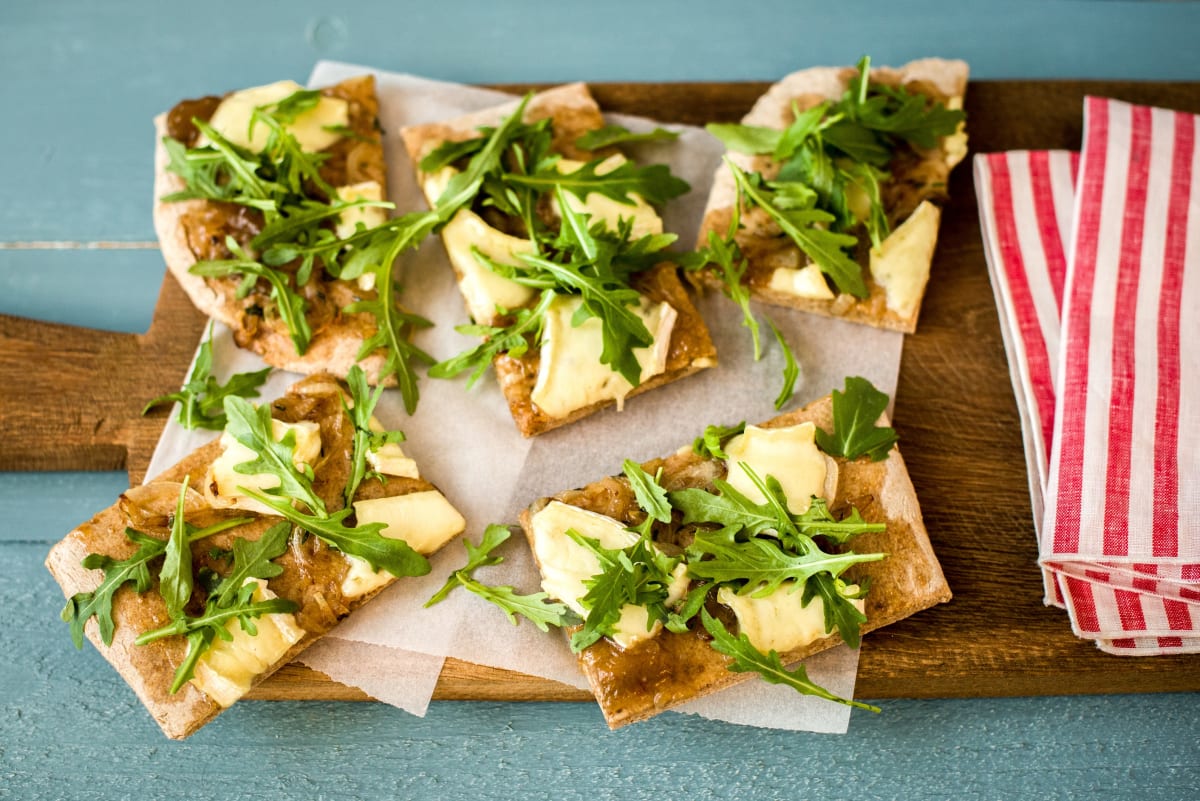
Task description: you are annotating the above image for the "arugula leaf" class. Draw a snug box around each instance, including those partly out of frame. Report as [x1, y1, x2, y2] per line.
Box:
[802, 573, 870, 649]
[142, 323, 271, 430]
[692, 421, 746, 461]
[425, 525, 570, 632]
[210, 522, 290, 608]
[664, 581, 712, 633]
[622, 459, 671, 525]
[685, 524, 882, 597]
[60, 515, 252, 649]
[835, 57, 965, 150]
[575, 125, 680, 150]
[768, 318, 799, 410]
[341, 365, 405, 507]
[222, 395, 326, 517]
[727, 160, 864, 298]
[706, 124, 782, 155]
[61, 530, 160, 649]
[564, 528, 680, 652]
[159, 480, 196, 620]
[243, 488, 430, 578]
[690, 198, 763, 359]
[701, 609, 879, 712]
[428, 290, 556, 386]
[508, 158, 689, 207]
[813, 376, 898, 461]
[192, 238, 314, 355]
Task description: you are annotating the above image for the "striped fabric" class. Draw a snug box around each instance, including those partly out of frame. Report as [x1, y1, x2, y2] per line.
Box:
[974, 96, 1200, 655]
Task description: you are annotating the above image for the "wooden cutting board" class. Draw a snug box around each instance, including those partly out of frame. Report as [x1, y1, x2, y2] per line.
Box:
[4, 80, 1198, 703]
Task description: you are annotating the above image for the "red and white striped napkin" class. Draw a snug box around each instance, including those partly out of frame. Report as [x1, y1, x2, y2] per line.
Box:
[975, 96, 1200, 655]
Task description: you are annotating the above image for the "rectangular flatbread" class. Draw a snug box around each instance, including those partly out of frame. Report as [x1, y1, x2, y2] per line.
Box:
[519, 391, 951, 728]
[45, 374, 465, 739]
[695, 58, 969, 333]
[400, 83, 717, 436]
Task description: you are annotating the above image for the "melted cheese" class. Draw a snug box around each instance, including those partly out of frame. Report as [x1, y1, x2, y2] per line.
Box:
[201, 80, 349, 153]
[531, 294, 676, 419]
[528, 500, 687, 650]
[352, 490, 466, 555]
[942, 96, 968, 169]
[438, 207, 536, 324]
[724, 422, 828, 515]
[717, 581, 864, 653]
[335, 181, 388, 292]
[550, 156, 663, 239]
[364, 417, 419, 480]
[343, 490, 467, 598]
[190, 579, 305, 707]
[869, 200, 941, 319]
[206, 420, 322, 515]
[767, 263, 835, 300]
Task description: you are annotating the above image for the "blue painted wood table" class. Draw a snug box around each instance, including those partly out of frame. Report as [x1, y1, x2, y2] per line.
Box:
[3, 2, 1199, 799]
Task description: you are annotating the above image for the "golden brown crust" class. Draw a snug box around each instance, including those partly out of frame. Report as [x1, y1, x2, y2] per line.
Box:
[44, 374, 450, 739]
[696, 58, 969, 334]
[401, 83, 718, 436]
[152, 75, 392, 383]
[518, 395, 950, 728]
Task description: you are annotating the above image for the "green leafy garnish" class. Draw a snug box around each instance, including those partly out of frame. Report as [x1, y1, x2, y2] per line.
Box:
[135, 522, 297, 693]
[244, 488, 429, 578]
[142, 323, 271, 430]
[564, 527, 680, 652]
[727, 160, 863, 297]
[701, 609, 879, 712]
[342, 364, 406, 508]
[692, 421, 746, 461]
[575, 124, 680, 150]
[813, 376, 898, 461]
[222, 395, 326, 517]
[509, 159, 688, 207]
[768, 319, 799, 410]
[60, 510, 252, 649]
[425, 525, 570, 631]
[159, 480, 196, 620]
[688, 195, 763, 359]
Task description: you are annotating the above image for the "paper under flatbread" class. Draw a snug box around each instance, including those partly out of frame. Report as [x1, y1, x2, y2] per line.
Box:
[152, 75, 393, 382]
[696, 58, 969, 333]
[399, 83, 718, 437]
[519, 393, 950, 728]
[45, 374, 464, 739]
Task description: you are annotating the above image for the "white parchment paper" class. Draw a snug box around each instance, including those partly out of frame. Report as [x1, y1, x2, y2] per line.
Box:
[145, 61, 904, 733]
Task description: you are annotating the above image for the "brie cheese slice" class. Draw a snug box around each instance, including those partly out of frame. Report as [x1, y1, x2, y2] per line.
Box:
[200, 80, 349, 154]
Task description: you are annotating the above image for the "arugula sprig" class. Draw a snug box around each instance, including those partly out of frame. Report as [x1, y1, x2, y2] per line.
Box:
[701, 609, 880, 712]
[813, 375, 898, 461]
[142, 322, 271, 430]
[426, 524, 570, 631]
[342, 364, 406, 507]
[692, 421, 746, 461]
[222, 395, 326, 517]
[575, 125, 680, 150]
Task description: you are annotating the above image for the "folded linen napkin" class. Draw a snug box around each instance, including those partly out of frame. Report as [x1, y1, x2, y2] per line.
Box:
[975, 96, 1200, 655]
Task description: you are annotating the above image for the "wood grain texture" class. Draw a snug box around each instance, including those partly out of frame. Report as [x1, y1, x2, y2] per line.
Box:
[11, 80, 1199, 707]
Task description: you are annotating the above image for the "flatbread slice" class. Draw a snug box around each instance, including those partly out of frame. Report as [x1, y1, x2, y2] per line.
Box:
[400, 84, 717, 437]
[696, 58, 969, 333]
[46, 373, 465, 739]
[518, 391, 950, 728]
[153, 75, 393, 382]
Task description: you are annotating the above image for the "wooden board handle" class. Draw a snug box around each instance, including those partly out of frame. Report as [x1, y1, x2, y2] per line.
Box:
[0, 275, 205, 482]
